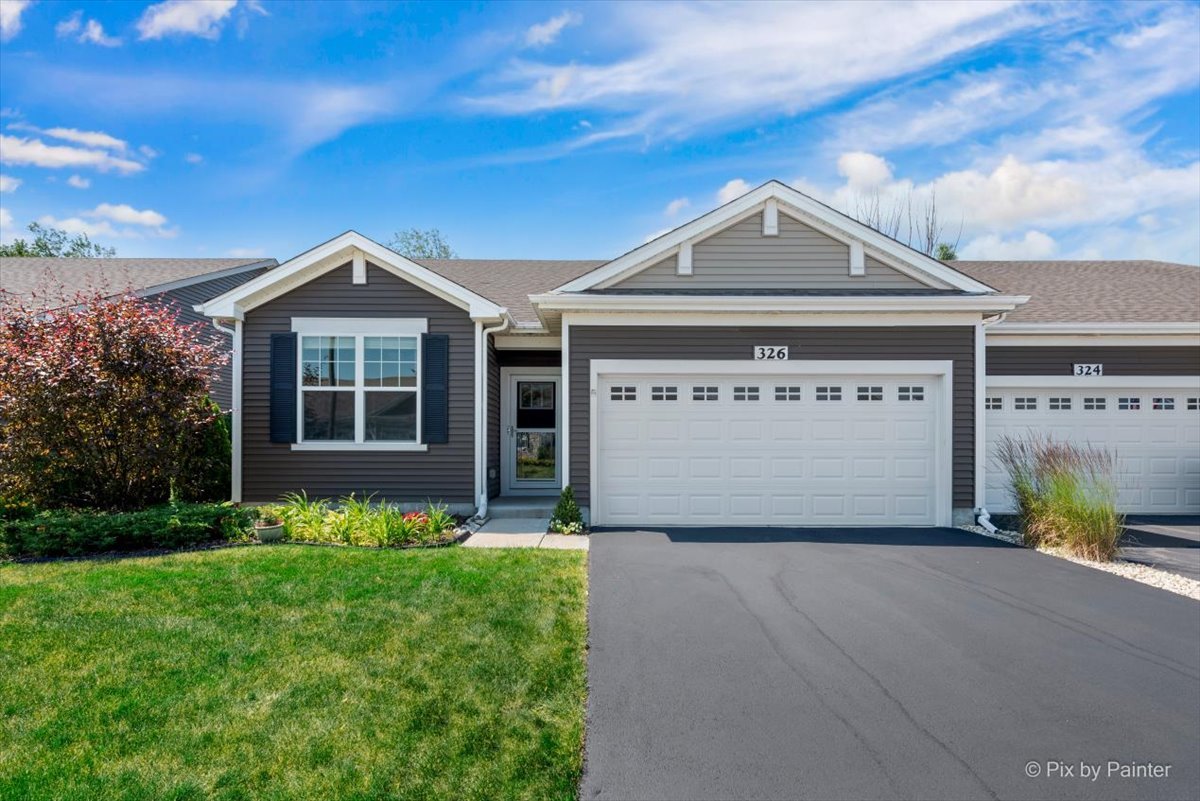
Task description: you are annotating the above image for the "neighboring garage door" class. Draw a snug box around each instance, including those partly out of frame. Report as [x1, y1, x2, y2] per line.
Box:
[594, 370, 948, 527]
[985, 385, 1200, 514]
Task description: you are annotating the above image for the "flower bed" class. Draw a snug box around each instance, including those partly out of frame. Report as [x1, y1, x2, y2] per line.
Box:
[258, 493, 462, 548]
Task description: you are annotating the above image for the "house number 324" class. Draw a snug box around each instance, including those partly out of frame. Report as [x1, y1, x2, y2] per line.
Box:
[754, 346, 789, 360]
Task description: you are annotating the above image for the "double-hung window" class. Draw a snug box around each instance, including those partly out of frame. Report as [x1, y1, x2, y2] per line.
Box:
[294, 318, 426, 448]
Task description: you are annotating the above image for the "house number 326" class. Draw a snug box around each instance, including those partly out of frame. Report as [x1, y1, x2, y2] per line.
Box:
[754, 346, 789, 360]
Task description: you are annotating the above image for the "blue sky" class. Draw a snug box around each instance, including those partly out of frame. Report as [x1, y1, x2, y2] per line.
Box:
[1, 0, 1198, 263]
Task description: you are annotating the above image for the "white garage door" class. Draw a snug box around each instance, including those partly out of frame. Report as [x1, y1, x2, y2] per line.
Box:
[985, 386, 1200, 514]
[595, 373, 946, 526]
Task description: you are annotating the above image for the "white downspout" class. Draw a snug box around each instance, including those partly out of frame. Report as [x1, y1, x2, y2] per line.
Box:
[975, 311, 1007, 530]
[475, 314, 511, 519]
[211, 318, 241, 503]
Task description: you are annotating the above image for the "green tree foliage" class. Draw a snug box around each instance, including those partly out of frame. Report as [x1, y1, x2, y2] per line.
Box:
[388, 227, 457, 259]
[0, 222, 116, 258]
[935, 242, 958, 260]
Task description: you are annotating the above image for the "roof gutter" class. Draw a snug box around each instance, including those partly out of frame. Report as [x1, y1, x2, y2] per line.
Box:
[530, 293, 1030, 315]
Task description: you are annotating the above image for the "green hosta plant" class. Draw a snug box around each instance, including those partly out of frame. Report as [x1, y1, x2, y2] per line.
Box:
[549, 485, 585, 535]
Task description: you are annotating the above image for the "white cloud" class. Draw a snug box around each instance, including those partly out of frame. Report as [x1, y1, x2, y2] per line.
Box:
[837, 152, 893, 190]
[80, 19, 122, 47]
[474, 2, 1038, 146]
[56, 11, 123, 46]
[0, 174, 20, 193]
[36, 215, 118, 239]
[960, 230, 1057, 260]
[37, 203, 175, 240]
[0, 0, 31, 43]
[137, 0, 238, 41]
[184, 152, 204, 164]
[139, 145, 159, 159]
[524, 11, 581, 48]
[0, 135, 145, 174]
[88, 203, 167, 227]
[716, 178, 751, 205]
[227, 247, 267, 257]
[664, 197, 689, 217]
[0, 206, 16, 242]
[41, 126, 128, 152]
[66, 174, 91, 189]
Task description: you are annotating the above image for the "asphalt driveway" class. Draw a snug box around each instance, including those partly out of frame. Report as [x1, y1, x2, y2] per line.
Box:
[582, 528, 1200, 801]
[1121, 516, 1200, 580]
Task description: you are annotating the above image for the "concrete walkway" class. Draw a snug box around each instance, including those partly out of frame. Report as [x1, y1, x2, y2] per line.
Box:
[463, 517, 589, 550]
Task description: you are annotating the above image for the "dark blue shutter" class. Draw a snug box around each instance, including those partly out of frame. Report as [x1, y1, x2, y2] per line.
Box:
[269, 332, 298, 443]
[422, 333, 450, 444]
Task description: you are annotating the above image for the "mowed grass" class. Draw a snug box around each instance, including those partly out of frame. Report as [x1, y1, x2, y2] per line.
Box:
[0, 545, 588, 801]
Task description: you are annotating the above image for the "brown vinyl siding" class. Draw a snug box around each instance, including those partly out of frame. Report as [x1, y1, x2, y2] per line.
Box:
[569, 326, 976, 509]
[987, 347, 1200, 376]
[242, 262, 475, 503]
[153, 268, 270, 409]
[613, 213, 932, 290]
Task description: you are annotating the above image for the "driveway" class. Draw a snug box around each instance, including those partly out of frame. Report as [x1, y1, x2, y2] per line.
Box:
[582, 528, 1200, 801]
[1121, 516, 1200, 580]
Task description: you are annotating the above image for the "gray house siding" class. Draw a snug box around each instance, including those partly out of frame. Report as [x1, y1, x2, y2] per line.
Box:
[242, 262, 475, 504]
[613, 213, 932, 290]
[152, 268, 269, 408]
[568, 326, 976, 510]
[987, 346, 1200, 376]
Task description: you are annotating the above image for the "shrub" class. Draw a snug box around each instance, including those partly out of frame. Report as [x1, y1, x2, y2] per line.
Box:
[549, 485, 584, 535]
[174, 401, 232, 503]
[0, 290, 226, 510]
[995, 435, 1124, 561]
[273, 493, 457, 548]
[0, 503, 253, 558]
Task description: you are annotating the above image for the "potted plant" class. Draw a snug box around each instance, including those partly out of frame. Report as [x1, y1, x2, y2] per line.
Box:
[254, 510, 285, 543]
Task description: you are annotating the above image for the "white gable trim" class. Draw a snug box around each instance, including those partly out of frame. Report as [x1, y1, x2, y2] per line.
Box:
[198, 231, 505, 321]
[554, 181, 995, 295]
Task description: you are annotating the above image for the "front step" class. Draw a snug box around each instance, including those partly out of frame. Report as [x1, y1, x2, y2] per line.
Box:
[488, 498, 557, 519]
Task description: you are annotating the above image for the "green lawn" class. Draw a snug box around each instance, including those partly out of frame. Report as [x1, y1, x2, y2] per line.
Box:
[0, 545, 588, 801]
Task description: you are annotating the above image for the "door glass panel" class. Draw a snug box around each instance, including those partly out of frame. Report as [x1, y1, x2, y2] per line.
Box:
[516, 381, 556, 429]
[516, 431, 556, 480]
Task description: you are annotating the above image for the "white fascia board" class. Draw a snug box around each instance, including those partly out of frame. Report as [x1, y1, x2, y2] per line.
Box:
[989, 322, 1200, 335]
[562, 311, 990, 327]
[591, 358, 953, 377]
[553, 181, 996, 295]
[493, 334, 562, 349]
[530, 293, 1029, 315]
[198, 231, 505, 322]
[987, 375, 1200, 389]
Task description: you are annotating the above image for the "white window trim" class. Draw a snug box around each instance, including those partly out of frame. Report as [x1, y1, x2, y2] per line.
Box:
[290, 317, 429, 452]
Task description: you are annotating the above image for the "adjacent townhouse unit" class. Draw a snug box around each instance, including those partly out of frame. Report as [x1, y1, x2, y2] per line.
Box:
[195, 181, 1200, 527]
[0, 256, 277, 408]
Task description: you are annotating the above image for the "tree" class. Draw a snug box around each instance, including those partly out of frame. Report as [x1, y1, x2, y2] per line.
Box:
[0, 222, 116, 258]
[388, 227, 457, 260]
[935, 243, 958, 261]
[0, 291, 226, 510]
[850, 188, 961, 258]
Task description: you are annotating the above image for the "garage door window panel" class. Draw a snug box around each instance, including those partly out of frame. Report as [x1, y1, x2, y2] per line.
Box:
[1119, 397, 1141, 411]
[693, 386, 718, 401]
[816, 386, 842, 401]
[1084, 397, 1106, 411]
[651, 386, 678, 401]
[775, 386, 802, 401]
[857, 386, 883, 401]
[1153, 397, 1175, 411]
[734, 386, 760, 401]
[1015, 397, 1037, 411]
[1049, 397, 1071, 411]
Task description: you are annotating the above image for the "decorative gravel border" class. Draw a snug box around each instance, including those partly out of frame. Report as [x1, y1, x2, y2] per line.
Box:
[959, 525, 1200, 601]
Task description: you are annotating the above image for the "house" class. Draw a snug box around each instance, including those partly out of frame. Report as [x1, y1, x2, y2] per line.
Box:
[0, 256, 277, 408]
[197, 182, 1200, 526]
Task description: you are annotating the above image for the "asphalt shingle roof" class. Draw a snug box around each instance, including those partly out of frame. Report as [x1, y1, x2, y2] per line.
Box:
[416, 258, 605, 325]
[0, 257, 275, 307]
[952, 260, 1200, 323]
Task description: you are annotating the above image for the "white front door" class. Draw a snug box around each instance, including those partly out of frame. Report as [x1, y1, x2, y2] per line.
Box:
[594, 369, 948, 526]
[502, 368, 563, 495]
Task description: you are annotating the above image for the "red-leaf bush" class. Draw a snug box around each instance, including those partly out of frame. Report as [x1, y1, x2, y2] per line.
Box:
[0, 290, 227, 510]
